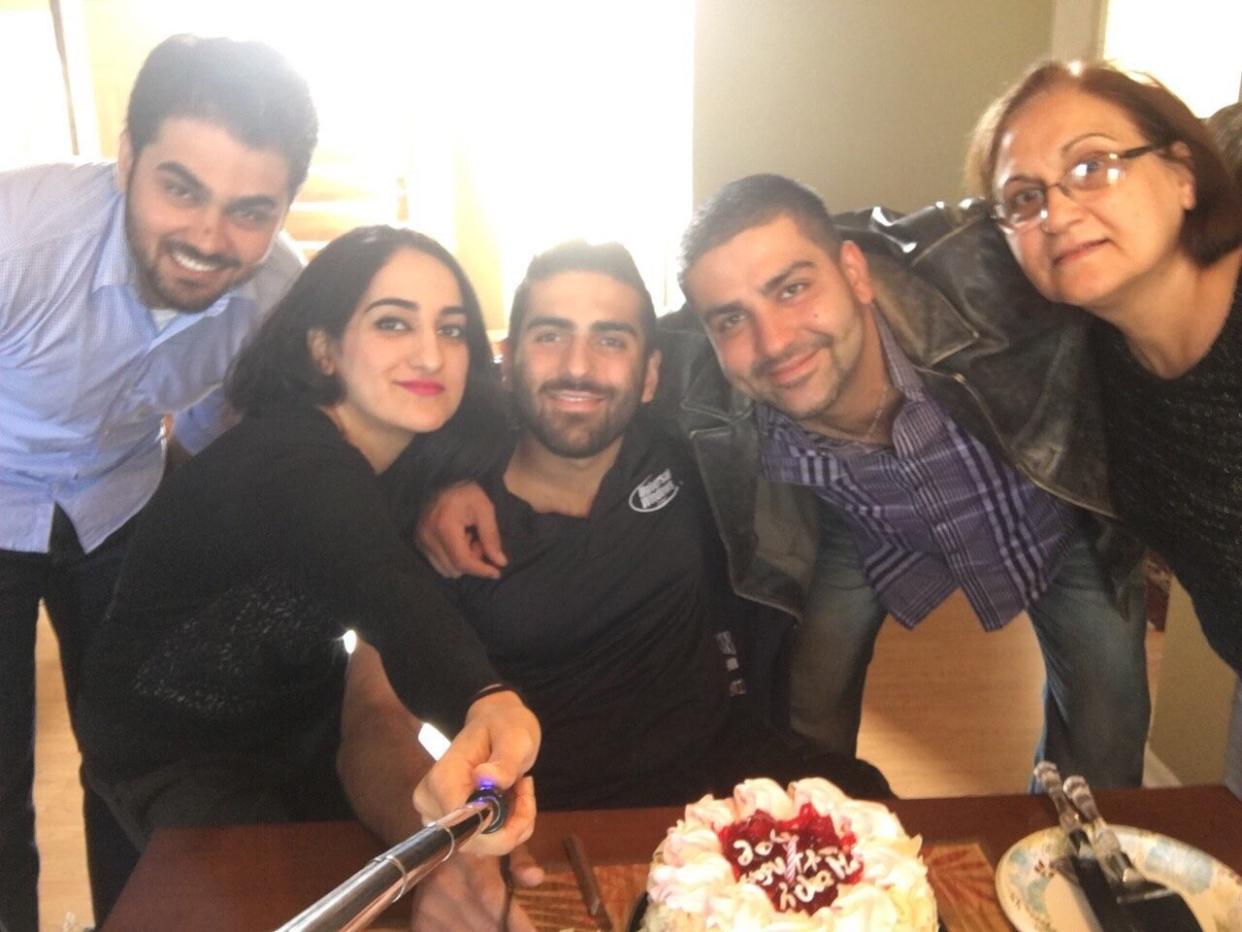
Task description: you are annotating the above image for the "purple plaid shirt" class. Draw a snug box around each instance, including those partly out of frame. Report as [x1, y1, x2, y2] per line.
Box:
[759, 313, 1076, 630]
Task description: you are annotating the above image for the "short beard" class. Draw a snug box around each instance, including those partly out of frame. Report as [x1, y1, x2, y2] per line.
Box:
[754, 297, 868, 426]
[124, 190, 246, 313]
[511, 373, 641, 459]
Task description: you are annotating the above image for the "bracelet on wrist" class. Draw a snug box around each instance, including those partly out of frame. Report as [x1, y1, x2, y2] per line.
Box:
[471, 682, 520, 704]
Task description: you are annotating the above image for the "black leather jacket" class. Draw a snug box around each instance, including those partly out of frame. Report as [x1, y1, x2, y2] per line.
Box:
[655, 199, 1144, 621]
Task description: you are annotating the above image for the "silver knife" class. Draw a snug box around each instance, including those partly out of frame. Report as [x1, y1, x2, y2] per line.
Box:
[1034, 762, 1138, 932]
[1063, 775, 1202, 932]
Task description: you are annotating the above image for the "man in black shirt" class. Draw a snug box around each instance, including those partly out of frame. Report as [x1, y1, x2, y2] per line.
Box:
[337, 241, 885, 932]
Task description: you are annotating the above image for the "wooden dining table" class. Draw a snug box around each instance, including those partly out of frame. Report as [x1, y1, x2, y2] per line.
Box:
[103, 784, 1242, 931]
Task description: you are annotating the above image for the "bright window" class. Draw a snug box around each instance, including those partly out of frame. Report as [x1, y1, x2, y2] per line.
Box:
[0, 6, 73, 168]
[1103, 0, 1241, 115]
[71, 0, 695, 325]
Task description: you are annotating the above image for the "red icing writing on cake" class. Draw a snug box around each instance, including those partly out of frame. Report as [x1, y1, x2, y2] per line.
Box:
[716, 803, 864, 914]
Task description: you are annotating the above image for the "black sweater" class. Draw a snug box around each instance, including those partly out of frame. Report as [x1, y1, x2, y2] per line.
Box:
[451, 418, 736, 808]
[1096, 279, 1242, 673]
[76, 404, 498, 780]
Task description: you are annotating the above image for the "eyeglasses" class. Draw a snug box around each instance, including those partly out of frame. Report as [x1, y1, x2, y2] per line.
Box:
[991, 143, 1167, 230]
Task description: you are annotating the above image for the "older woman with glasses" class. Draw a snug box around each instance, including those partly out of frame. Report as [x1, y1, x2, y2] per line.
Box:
[967, 61, 1242, 788]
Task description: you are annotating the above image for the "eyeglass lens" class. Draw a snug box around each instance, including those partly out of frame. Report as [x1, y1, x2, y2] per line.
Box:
[999, 152, 1124, 226]
[996, 144, 1162, 228]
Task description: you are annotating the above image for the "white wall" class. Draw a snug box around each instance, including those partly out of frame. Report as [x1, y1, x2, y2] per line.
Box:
[692, 0, 1056, 212]
[1050, 0, 1106, 59]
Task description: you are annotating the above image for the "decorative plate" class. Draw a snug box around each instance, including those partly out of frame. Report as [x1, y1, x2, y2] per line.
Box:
[995, 825, 1242, 931]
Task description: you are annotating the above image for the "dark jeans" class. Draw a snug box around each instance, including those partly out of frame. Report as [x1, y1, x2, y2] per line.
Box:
[792, 505, 1150, 789]
[0, 508, 141, 932]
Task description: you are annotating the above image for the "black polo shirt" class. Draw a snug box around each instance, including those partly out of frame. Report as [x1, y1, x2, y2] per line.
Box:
[451, 413, 745, 808]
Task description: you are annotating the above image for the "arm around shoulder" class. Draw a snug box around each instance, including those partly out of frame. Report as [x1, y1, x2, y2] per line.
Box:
[415, 480, 507, 579]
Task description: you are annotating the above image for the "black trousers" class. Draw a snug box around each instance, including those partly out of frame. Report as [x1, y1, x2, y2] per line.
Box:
[0, 508, 141, 932]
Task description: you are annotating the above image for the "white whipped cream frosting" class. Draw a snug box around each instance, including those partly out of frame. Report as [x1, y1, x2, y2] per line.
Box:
[645, 778, 938, 931]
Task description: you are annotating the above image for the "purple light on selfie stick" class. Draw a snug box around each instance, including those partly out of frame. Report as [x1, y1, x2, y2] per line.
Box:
[469, 781, 508, 835]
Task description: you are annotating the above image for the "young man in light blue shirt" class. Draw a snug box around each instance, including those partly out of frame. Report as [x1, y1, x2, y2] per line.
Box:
[0, 35, 317, 930]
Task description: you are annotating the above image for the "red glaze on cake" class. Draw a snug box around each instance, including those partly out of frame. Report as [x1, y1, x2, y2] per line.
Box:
[717, 802, 864, 914]
[642, 778, 937, 931]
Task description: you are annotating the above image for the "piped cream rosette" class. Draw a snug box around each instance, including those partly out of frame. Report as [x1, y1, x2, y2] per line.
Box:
[641, 778, 937, 931]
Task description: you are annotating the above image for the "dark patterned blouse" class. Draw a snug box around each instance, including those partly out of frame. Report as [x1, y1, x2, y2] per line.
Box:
[1095, 278, 1242, 673]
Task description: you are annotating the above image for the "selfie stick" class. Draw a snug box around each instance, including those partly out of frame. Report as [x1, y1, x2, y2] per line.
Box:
[275, 785, 507, 932]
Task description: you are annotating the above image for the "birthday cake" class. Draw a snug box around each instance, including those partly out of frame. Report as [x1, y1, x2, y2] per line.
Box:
[640, 778, 937, 930]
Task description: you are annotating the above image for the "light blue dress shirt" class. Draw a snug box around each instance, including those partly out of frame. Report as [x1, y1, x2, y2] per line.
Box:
[0, 162, 302, 553]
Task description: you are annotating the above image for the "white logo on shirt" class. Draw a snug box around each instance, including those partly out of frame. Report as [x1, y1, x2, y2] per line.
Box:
[629, 468, 680, 513]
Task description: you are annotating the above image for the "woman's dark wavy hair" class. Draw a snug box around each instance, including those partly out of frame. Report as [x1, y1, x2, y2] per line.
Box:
[227, 225, 509, 507]
[967, 59, 1242, 266]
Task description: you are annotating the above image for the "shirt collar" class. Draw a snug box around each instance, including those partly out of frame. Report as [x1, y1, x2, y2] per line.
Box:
[873, 309, 927, 403]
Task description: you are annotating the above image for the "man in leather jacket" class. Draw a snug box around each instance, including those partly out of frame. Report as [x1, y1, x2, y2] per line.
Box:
[663, 173, 1148, 788]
